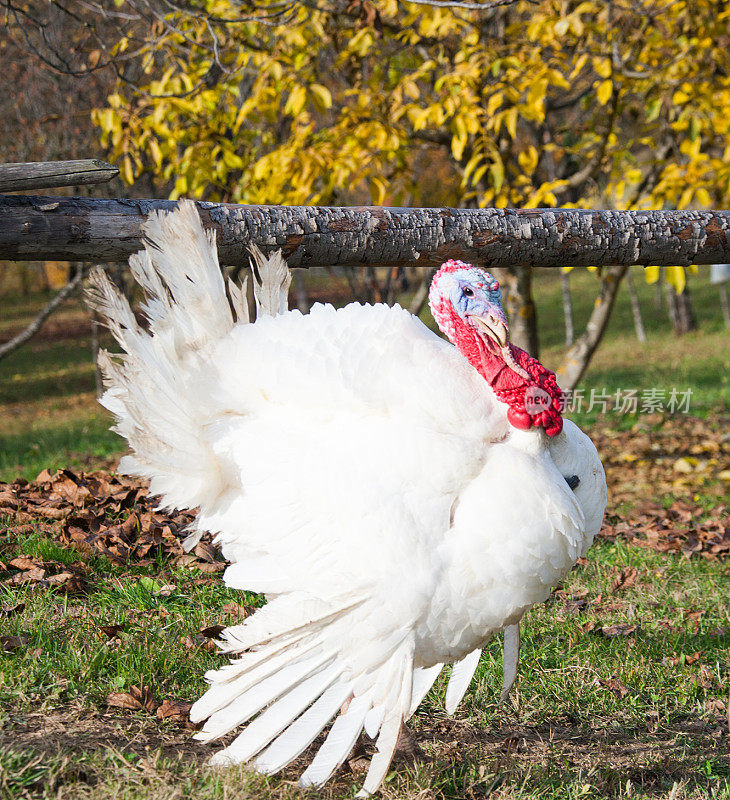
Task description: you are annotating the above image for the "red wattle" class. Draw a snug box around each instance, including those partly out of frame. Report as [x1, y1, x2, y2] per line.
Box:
[508, 407, 532, 430]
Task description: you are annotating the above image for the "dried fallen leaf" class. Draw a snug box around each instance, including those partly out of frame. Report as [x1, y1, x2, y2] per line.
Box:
[0, 470, 218, 572]
[185, 634, 217, 654]
[46, 571, 88, 594]
[199, 624, 225, 639]
[8, 555, 40, 570]
[106, 692, 143, 711]
[581, 621, 597, 634]
[0, 602, 25, 617]
[193, 541, 219, 564]
[598, 624, 638, 637]
[156, 699, 193, 723]
[99, 623, 125, 640]
[609, 566, 639, 593]
[220, 602, 253, 619]
[600, 678, 629, 698]
[5, 567, 46, 586]
[107, 684, 158, 713]
[705, 698, 727, 715]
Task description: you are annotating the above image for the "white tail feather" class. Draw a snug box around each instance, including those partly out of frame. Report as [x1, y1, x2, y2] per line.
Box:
[217, 595, 365, 655]
[358, 646, 413, 797]
[299, 692, 371, 787]
[227, 275, 250, 324]
[445, 648, 481, 715]
[363, 705, 385, 740]
[409, 663, 443, 718]
[500, 623, 520, 702]
[190, 638, 320, 725]
[196, 650, 335, 741]
[249, 244, 291, 317]
[253, 681, 353, 774]
[85, 200, 244, 513]
[218, 666, 343, 763]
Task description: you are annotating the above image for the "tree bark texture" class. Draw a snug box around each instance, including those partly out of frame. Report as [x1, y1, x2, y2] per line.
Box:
[0, 161, 118, 193]
[556, 265, 629, 392]
[3, 196, 730, 269]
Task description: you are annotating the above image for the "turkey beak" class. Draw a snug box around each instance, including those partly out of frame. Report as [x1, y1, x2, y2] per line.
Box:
[472, 314, 509, 347]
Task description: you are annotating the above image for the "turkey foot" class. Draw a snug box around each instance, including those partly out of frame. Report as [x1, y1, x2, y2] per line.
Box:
[347, 723, 426, 774]
[394, 723, 427, 764]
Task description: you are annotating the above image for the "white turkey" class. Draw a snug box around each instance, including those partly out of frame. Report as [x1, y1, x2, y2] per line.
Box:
[87, 200, 607, 795]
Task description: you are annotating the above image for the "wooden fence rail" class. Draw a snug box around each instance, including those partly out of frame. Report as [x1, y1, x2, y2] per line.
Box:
[1, 195, 729, 268]
[0, 161, 118, 193]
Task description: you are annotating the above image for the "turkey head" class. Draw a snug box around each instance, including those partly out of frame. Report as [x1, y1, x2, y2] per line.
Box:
[429, 260, 564, 436]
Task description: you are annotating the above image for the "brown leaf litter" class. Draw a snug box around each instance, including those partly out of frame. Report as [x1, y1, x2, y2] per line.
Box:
[0, 468, 226, 577]
[593, 414, 729, 559]
[105, 684, 200, 730]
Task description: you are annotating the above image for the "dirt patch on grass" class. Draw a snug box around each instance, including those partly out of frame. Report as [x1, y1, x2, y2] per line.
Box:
[0, 707, 207, 762]
[3, 706, 727, 799]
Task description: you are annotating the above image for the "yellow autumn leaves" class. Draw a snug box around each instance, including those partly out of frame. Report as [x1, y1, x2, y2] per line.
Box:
[93, 0, 730, 291]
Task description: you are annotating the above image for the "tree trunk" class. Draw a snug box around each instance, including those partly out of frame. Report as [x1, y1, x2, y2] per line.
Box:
[3, 196, 730, 268]
[556, 265, 628, 392]
[292, 269, 310, 314]
[664, 275, 680, 330]
[664, 279, 696, 334]
[561, 271, 574, 346]
[408, 269, 436, 317]
[675, 285, 697, 334]
[653, 277, 663, 312]
[626, 268, 647, 343]
[720, 282, 730, 328]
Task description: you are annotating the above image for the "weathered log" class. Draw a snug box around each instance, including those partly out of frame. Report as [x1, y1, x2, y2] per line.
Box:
[1, 195, 730, 268]
[0, 161, 119, 193]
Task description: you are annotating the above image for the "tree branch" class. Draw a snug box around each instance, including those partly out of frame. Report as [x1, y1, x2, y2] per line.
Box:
[0, 266, 85, 362]
[397, 0, 526, 9]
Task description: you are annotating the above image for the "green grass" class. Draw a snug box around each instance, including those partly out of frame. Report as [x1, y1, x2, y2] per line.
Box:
[0, 526, 259, 711]
[0, 417, 121, 482]
[0, 526, 727, 799]
[0, 270, 728, 798]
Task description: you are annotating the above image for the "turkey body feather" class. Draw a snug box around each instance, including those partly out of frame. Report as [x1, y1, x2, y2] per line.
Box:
[88, 201, 606, 794]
